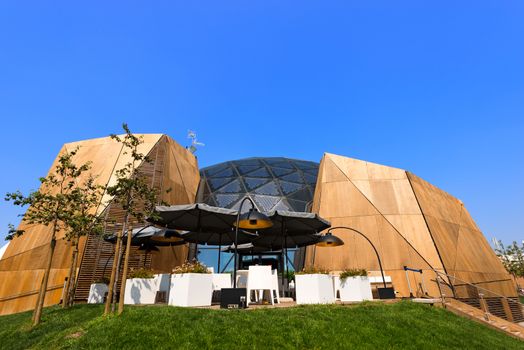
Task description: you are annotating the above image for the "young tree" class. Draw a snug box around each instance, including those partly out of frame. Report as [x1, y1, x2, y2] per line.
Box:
[62, 176, 104, 308]
[5, 148, 92, 326]
[103, 124, 162, 316]
[495, 240, 524, 290]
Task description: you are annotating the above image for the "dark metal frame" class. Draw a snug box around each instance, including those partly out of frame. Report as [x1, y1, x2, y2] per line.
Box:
[327, 226, 388, 289]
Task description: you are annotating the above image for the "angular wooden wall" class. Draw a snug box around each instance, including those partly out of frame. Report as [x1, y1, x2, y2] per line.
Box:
[306, 153, 515, 299]
[408, 173, 515, 297]
[0, 134, 199, 315]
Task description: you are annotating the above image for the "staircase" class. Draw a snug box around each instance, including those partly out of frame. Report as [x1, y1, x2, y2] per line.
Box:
[443, 298, 524, 340]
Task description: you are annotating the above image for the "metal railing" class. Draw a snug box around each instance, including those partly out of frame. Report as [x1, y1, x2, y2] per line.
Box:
[432, 270, 523, 322]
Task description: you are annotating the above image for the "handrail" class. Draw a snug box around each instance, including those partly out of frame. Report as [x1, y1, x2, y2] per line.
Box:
[432, 270, 523, 311]
[0, 284, 64, 302]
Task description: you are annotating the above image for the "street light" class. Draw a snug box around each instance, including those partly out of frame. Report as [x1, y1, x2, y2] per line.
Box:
[232, 197, 272, 288]
[317, 226, 395, 299]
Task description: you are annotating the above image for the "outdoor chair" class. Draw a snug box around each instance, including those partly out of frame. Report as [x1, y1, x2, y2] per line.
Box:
[246, 265, 278, 305]
[211, 273, 232, 303]
[272, 269, 280, 303]
[235, 270, 249, 288]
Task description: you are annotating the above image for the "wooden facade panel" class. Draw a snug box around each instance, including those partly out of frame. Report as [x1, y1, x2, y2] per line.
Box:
[320, 157, 348, 183]
[384, 215, 444, 270]
[326, 153, 369, 180]
[317, 181, 377, 218]
[366, 161, 406, 180]
[0, 268, 69, 316]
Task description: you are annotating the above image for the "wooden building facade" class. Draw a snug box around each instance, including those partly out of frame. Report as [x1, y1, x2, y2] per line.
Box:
[0, 134, 199, 316]
[305, 153, 521, 321]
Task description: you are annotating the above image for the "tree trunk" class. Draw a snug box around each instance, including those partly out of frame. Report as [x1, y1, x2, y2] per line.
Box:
[32, 234, 57, 326]
[112, 232, 125, 313]
[62, 240, 76, 308]
[66, 240, 80, 308]
[104, 231, 122, 315]
[118, 218, 133, 315]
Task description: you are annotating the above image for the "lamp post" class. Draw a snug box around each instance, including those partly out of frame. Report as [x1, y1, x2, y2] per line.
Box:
[317, 226, 387, 289]
[233, 197, 273, 288]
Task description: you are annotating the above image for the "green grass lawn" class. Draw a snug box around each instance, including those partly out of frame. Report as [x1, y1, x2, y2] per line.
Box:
[520, 295, 524, 304]
[0, 302, 522, 349]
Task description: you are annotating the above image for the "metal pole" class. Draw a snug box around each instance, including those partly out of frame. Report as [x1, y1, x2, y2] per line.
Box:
[329, 227, 388, 289]
[233, 197, 254, 288]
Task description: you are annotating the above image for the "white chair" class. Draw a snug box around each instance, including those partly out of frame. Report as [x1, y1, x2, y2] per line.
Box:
[272, 269, 280, 304]
[236, 270, 249, 288]
[212, 273, 232, 291]
[246, 266, 278, 305]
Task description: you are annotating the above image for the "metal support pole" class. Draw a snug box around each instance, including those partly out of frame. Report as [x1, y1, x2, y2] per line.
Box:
[233, 197, 255, 289]
[328, 227, 388, 288]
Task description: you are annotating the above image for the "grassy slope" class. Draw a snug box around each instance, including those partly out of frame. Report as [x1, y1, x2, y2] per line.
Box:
[0, 302, 522, 350]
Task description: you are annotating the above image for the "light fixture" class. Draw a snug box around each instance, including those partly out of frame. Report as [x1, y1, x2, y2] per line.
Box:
[316, 232, 344, 247]
[235, 208, 273, 230]
[232, 198, 273, 290]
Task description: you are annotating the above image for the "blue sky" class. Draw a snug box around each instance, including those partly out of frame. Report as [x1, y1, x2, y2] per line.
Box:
[0, 1, 522, 247]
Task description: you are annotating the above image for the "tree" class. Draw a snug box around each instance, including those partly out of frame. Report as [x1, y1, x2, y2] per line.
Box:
[103, 124, 162, 316]
[61, 175, 104, 308]
[495, 240, 524, 289]
[5, 148, 92, 326]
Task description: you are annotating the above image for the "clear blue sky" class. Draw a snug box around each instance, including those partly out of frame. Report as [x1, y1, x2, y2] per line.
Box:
[0, 1, 522, 246]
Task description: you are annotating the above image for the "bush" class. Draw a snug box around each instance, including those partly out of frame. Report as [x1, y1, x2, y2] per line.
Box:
[295, 266, 330, 275]
[172, 260, 210, 274]
[339, 268, 367, 280]
[128, 268, 155, 279]
[94, 277, 110, 284]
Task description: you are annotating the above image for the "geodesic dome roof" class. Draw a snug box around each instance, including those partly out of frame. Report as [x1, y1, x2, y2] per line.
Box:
[198, 157, 319, 212]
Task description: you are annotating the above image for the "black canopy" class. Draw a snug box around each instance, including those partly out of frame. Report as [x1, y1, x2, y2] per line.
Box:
[148, 203, 238, 232]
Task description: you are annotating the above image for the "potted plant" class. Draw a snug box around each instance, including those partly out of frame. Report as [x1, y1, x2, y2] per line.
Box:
[338, 268, 373, 302]
[295, 267, 335, 304]
[123, 268, 165, 305]
[169, 260, 213, 307]
[88, 277, 110, 304]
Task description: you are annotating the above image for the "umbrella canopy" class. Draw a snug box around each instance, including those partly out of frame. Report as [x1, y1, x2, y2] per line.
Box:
[172, 229, 258, 246]
[148, 203, 239, 232]
[104, 226, 185, 247]
[259, 210, 331, 236]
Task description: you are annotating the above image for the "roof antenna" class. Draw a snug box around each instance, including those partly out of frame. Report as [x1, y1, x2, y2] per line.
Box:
[187, 130, 205, 154]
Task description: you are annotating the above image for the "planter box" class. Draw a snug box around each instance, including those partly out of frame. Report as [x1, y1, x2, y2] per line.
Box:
[169, 273, 213, 307]
[87, 283, 108, 304]
[295, 274, 335, 305]
[339, 276, 373, 302]
[124, 274, 171, 305]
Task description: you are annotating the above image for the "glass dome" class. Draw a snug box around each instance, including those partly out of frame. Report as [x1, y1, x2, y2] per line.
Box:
[198, 157, 319, 212]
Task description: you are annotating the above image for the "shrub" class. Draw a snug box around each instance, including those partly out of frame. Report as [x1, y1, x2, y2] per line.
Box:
[339, 268, 367, 280]
[128, 268, 155, 279]
[172, 260, 210, 274]
[94, 277, 110, 284]
[295, 266, 330, 275]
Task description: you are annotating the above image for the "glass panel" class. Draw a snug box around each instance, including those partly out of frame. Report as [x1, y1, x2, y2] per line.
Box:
[246, 167, 271, 178]
[253, 181, 280, 196]
[214, 193, 242, 208]
[271, 167, 295, 177]
[208, 177, 235, 191]
[279, 180, 303, 195]
[252, 195, 280, 212]
[217, 179, 242, 193]
[287, 198, 308, 212]
[303, 173, 318, 185]
[236, 165, 260, 175]
[243, 177, 271, 191]
[280, 172, 304, 183]
[213, 167, 235, 178]
[288, 188, 311, 202]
